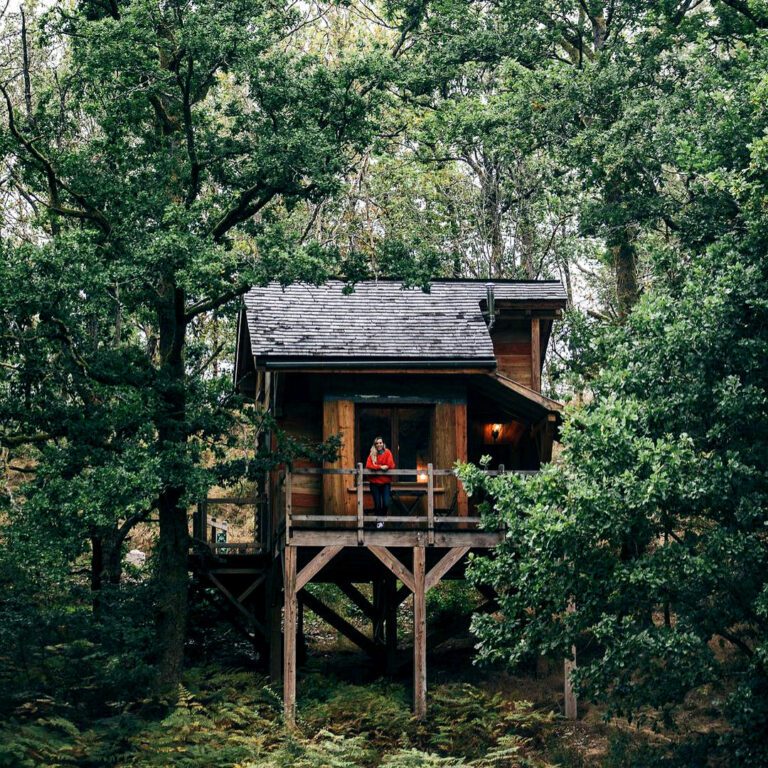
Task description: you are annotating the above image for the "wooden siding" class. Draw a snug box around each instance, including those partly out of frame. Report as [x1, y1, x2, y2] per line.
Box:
[323, 399, 356, 519]
[433, 402, 468, 516]
[491, 322, 533, 388]
[270, 402, 324, 533]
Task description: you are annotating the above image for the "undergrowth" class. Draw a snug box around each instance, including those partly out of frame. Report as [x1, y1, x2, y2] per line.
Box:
[0, 667, 557, 767]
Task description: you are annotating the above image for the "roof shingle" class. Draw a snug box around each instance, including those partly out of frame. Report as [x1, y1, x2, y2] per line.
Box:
[243, 279, 566, 364]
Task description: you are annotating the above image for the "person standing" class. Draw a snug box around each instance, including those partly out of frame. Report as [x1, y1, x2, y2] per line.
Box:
[366, 436, 395, 528]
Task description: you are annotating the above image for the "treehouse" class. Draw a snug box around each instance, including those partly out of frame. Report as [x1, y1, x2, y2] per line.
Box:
[193, 278, 566, 723]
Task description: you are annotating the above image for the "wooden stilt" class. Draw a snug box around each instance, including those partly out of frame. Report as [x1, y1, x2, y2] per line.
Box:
[298, 592, 307, 665]
[564, 600, 577, 719]
[283, 545, 298, 727]
[385, 575, 398, 675]
[268, 557, 282, 684]
[413, 546, 427, 718]
[373, 578, 385, 645]
[564, 652, 577, 719]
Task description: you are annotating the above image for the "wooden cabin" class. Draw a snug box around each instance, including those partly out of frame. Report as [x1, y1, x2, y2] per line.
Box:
[195, 278, 566, 723]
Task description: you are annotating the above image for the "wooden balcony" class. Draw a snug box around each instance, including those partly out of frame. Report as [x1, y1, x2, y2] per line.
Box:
[191, 466, 537, 554]
[283, 464, 535, 548]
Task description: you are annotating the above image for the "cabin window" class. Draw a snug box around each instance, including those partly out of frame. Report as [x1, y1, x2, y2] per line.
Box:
[356, 406, 432, 479]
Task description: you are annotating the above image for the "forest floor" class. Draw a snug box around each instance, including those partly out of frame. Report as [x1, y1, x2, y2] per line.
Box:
[0, 586, 719, 768]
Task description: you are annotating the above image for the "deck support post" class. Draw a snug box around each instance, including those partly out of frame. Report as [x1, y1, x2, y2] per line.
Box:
[564, 600, 577, 719]
[385, 575, 398, 674]
[298, 592, 307, 665]
[413, 547, 427, 719]
[283, 545, 298, 727]
[268, 556, 283, 684]
[373, 578, 385, 645]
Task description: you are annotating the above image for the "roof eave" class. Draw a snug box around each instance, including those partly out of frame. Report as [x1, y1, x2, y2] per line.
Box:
[258, 357, 498, 371]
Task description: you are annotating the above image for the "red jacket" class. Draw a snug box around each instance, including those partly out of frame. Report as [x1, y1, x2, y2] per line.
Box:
[366, 448, 395, 484]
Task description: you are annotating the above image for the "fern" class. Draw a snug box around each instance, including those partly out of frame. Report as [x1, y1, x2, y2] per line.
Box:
[380, 749, 467, 767]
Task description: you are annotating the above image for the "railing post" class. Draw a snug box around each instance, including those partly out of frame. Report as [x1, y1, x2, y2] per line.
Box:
[427, 463, 435, 545]
[498, 463, 505, 475]
[201, 499, 208, 545]
[285, 468, 292, 541]
[357, 462, 364, 545]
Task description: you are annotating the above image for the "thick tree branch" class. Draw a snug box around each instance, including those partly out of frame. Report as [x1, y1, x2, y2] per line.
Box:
[1, 431, 54, 447]
[0, 84, 112, 235]
[717, 0, 768, 28]
[117, 503, 157, 542]
[209, 188, 276, 242]
[179, 56, 200, 206]
[185, 282, 250, 322]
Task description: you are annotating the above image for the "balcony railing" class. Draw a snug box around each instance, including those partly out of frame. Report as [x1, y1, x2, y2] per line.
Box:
[285, 464, 535, 545]
[191, 465, 537, 553]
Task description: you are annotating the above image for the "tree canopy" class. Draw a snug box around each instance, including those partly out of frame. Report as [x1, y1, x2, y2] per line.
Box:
[1, 0, 768, 764]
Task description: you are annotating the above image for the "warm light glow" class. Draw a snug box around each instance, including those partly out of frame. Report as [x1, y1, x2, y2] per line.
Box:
[417, 472, 428, 482]
[491, 423, 502, 441]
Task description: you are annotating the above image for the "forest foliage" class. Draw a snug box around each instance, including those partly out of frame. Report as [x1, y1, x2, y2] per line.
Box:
[1, 0, 768, 765]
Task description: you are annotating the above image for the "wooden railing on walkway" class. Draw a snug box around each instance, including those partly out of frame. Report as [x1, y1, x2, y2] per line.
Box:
[192, 495, 263, 555]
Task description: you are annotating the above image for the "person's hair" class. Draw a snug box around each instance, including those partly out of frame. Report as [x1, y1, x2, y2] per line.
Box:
[370, 436, 386, 459]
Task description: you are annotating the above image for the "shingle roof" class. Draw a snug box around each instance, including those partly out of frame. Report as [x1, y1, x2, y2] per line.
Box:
[243, 279, 566, 366]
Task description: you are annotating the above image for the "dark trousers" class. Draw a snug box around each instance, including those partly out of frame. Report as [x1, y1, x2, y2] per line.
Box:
[370, 483, 391, 513]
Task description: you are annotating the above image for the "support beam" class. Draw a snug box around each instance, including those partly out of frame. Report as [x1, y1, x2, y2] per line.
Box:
[373, 578, 385, 645]
[369, 546, 415, 592]
[425, 547, 470, 593]
[283, 546, 298, 727]
[413, 547, 427, 718]
[296, 545, 343, 591]
[208, 573, 267, 639]
[300, 589, 379, 658]
[237, 572, 267, 604]
[336, 582, 377, 621]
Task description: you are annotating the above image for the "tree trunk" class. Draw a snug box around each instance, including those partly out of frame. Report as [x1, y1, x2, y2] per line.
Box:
[610, 229, 639, 319]
[154, 284, 190, 694]
[91, 526, 124, 615]
[517, 205, 536, 279]
[156, 486, 190, 691]
[605, 178, 640, 318]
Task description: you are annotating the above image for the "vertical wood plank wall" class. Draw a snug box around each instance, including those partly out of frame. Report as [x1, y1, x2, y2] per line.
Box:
[433, 402, 468, 515]
[323, 399, 356, 519]
[282, 402, 323, 515]
[491, 322, 533, 388]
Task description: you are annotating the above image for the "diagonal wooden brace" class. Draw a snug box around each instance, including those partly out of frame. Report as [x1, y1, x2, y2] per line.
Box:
[369, 546, 415, 592]
[425, 547, 470, 593]
[296, 545, 343, 591]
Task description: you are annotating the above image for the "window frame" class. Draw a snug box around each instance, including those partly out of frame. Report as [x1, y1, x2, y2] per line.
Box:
[355, 404, 434, 473]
